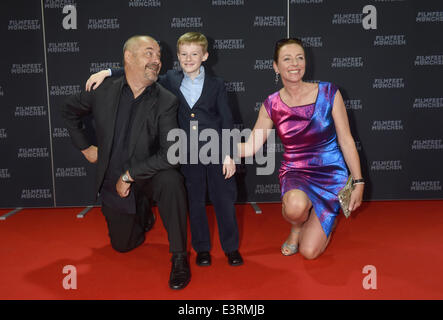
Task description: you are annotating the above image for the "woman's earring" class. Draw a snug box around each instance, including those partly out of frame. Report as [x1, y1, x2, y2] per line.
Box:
[275, 72, 279, 84]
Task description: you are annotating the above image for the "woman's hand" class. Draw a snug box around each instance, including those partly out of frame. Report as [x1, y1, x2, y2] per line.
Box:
[349, 183, 364, 212]
[85, 70, 110, 91]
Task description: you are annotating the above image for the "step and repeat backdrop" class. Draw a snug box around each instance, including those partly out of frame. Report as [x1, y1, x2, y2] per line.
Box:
[0, 0, 442, 208]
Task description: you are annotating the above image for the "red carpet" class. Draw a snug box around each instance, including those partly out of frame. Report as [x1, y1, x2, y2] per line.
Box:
[0, 200, 442, 300]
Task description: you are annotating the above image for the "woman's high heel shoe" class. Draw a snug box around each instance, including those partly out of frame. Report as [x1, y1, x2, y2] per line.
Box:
[281, 241, 298, 256]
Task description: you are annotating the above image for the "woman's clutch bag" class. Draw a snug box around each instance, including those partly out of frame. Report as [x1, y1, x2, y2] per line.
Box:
[338, 175, 355, 218]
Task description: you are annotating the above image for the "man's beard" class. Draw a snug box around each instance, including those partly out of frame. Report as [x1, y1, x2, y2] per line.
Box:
[144, 64, 159, 81]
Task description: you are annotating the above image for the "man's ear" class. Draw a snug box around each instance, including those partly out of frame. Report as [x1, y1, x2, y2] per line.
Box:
[124, 50, 132, 66]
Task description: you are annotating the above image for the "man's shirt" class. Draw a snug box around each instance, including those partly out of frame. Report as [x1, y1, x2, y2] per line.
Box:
[100, 78, 152, 213]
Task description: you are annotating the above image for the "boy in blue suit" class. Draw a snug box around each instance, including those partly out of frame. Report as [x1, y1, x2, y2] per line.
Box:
[87, 32, 243, 267]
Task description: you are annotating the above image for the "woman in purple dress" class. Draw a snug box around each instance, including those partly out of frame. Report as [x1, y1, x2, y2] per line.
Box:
[238, 38, 364, 259]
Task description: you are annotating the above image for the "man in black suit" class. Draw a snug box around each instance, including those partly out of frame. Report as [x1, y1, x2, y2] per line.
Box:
[61, 35, 190, 290]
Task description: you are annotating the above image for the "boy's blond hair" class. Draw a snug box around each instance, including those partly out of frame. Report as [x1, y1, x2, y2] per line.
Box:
[177, 32, 208, 53]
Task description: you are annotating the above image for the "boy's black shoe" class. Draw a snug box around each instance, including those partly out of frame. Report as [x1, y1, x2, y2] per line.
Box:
[225, 250, 243, 266]
[196, 251, 211, 266]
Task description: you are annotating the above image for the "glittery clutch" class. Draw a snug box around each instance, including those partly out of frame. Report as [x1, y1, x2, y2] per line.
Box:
[338, 175, 355, 218]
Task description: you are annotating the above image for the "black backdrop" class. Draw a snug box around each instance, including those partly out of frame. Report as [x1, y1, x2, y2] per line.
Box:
[1, 0, 442, 208]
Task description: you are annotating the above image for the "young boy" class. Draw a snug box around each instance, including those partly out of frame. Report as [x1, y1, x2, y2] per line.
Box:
[86, 32, 243, 267]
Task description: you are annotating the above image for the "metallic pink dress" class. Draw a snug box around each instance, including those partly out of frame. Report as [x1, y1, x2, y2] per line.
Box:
[263, 82, 348, 236]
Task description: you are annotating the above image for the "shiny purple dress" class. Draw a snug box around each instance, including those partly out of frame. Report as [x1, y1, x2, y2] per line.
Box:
[263, 82, 348, 236]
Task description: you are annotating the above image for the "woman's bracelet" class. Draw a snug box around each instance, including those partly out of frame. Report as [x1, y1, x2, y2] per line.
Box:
[352, 178, 365, 185]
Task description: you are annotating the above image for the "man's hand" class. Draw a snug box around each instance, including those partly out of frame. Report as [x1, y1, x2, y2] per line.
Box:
[116, 171, 133, 198]
[85, 70, 110, 91]
[81, 145, 98, 163]
[222, 155, 236, 179]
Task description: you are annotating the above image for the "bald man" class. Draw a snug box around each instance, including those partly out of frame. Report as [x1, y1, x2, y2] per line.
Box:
[61, 35, 190, 290]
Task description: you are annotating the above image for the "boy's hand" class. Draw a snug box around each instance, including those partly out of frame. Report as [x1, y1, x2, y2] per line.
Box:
[222, 155, 236, 179]
[85, 70, 110, 91]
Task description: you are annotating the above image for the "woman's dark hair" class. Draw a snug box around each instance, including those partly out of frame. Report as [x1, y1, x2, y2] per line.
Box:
[273, 38, 304, 63]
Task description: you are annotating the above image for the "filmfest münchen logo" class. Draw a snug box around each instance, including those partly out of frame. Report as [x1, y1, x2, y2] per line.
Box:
[344, 99, 363, 110]
[255, 184, 280, 194]
[56, 167, 87, 178]
[8, 20, 40, 30]
[0, 129, 7, 139]
[90, 62, 121, 73]
[374, 35, 406, 46]
[212, 0, 244, 5]
[21, 189, 52, 199]
[11, 64, 43, 74]
[50, 85, 81, 96]
[371, 120, 403, 130]
[331, 57, 363, 68]
[253, 16, 286, 27]
[416, 11, 443, 23]
[371, 160, 402, 171]
[14, 106, 47, 117]
[254, 60, 273, 70]
[411, 139, 443, 150]
[332, 13, 362, 24]
[17, 148, 49, 159]
[0, 86, 4, 96]
[128, 0, 161, 7]
[213, 39, 245, 50]
[48, 42, 79, 53]
[413, 98, 443, 109]
[88, 18, 119, 30]
[53, 128, 70, 138]
[171, 17, 203, 28]
[0, 169, 11, 179]
[291, 0, 324, 3]
[301, 37, 323, 48]
[414, 55, 443, 66]
[45, 0, 75, 8]
[410, 181, 442, 192]
[372, 78, 404, 89]
[225, 81, 245, 92]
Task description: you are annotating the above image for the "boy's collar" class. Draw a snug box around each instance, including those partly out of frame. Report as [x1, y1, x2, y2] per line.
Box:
[183, 65, 205, 80]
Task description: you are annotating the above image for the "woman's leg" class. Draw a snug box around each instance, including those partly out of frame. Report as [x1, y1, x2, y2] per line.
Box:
[281, 189, 312, 255]
[298, 208, 335, 260]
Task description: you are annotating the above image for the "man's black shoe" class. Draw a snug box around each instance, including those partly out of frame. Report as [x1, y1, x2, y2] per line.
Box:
[169, 253, 191, 290]
[196, 251, 211, 266]
[225, 250, 244, 266]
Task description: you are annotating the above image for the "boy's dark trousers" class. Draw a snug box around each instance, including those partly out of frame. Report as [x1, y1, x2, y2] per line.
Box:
[181, 162, 239, 253]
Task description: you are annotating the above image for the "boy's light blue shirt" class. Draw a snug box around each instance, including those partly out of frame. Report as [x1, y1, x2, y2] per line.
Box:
[180, 66, 205, 109]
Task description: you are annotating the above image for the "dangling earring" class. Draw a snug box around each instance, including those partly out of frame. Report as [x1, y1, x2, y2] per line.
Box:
[275, 72, 279, 84]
